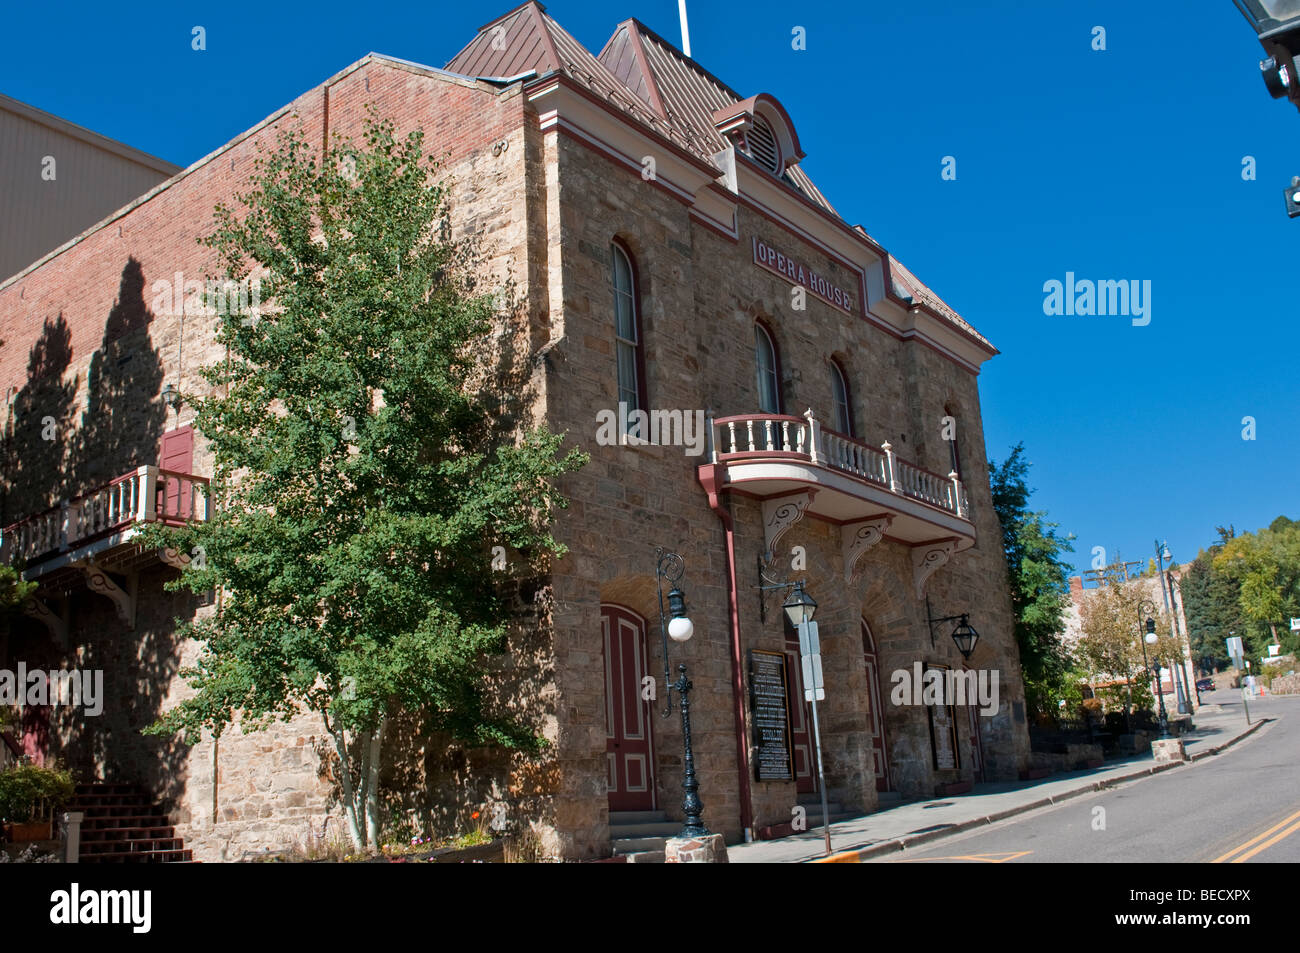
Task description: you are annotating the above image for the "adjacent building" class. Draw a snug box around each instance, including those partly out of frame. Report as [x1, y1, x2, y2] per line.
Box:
[0, 2, 1030, 860]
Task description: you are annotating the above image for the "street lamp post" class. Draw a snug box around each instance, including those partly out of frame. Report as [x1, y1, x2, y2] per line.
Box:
[1154, 541, 1192, 715]
[654, 549, 707, 838]
[1137, 599, 1167, 738]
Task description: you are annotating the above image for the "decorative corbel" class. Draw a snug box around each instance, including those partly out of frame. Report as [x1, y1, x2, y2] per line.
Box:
[160, 547, 191, 570]
[842, 515, 893, 584]
[911, 540, 957, 599]
[761, 490, 816, 564]
[82, 562, 136, 630]
[23, 598, 69, 648]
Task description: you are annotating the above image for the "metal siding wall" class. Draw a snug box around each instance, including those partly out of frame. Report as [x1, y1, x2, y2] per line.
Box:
[0, 109, 171, 280]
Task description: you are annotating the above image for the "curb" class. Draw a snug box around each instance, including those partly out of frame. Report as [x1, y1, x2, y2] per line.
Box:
[810, 717, 1273, 864]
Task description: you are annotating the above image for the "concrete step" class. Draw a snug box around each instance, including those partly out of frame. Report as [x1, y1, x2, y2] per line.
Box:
[624, 850, 665, 863]
[610, 821, 682, 838]
[612, 835, 668, 854]
[609, 810, 668, 824]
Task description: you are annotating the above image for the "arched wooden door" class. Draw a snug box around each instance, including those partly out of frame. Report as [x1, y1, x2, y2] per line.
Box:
[861, 620, 891, 793]
[602, 604, 656, 812]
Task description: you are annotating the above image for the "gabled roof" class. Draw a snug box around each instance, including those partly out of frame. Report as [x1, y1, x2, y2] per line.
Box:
[446, 3, 984, 353]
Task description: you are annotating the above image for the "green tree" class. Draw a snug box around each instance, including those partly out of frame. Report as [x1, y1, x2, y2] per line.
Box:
[141, 114, 586, 850]
[1213, 517, 1300, 658]
[988, 443, 1075, 716]
[1181, 525, 1242, 671]
[0, 564, 36, 618]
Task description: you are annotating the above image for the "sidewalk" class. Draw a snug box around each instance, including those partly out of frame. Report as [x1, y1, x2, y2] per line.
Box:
[728, 692, 1281, 863]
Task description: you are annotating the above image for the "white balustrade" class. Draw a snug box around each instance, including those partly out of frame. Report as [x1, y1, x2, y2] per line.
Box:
[0, 465, 210, 566]
[705, 413, 967, 519]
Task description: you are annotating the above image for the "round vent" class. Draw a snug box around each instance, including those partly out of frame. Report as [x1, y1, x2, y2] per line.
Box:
[745, 115, 781, 173]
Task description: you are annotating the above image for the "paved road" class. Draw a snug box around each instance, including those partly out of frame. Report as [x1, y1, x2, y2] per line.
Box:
[870, 694, 1300, 863]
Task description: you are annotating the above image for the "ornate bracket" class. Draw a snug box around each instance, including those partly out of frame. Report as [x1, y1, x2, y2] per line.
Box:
[911, 540, 957, 599]
[23, 598, 69, 647]
[761, 490, 816, 563]
[82, 562, 135, 630]
[842, 515, 893, 584]
[160, 547, 191, 570]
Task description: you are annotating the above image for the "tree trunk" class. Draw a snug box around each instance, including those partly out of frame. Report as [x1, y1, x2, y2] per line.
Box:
[365, 715, 386, 848]
[325, 715, 365, 851]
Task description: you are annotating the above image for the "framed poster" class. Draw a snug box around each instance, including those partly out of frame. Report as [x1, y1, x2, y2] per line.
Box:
[749, 649, 794, 782]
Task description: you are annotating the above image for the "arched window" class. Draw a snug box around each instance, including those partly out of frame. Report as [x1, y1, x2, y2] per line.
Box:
[754, 323, 781, 414]
[830, 359, 852, 436]
[944, 404, 962, 476]
[745, 114, 782, 174]
[611, 243, 644, 433]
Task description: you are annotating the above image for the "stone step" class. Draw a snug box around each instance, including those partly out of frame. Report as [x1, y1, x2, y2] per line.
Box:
[80, 848, 194, 863]
[612, 835, 668, 854]
[82, 837, 185, 854]
[81, 826, 177, 843]
[877, 791, 903, 805]
[82, 814, 170, 829]
[609, 810, 668, 824]
[610, 821, 682, 838]
[623, 850, 665, 863]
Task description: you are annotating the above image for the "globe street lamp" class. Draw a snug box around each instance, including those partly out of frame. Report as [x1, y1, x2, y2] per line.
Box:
[1137, 600, 1168, 738]
[655, 549, 707, 838]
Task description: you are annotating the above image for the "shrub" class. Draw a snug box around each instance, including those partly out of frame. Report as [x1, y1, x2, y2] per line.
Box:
[0, 764, 75, 823]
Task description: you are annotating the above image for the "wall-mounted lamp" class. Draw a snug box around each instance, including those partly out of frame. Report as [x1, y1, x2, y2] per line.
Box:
[161, 383, 182, 412]
[925, 596, 980, 660]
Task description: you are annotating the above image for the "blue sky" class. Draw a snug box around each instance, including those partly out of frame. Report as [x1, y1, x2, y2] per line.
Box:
[3, 0, 1295, 574]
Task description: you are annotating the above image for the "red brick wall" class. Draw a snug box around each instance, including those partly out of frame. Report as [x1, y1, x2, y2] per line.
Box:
[1, 56, 524, 524]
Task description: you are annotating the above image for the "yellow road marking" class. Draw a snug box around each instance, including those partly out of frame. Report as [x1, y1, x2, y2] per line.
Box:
[1213, 807, 1300, 863]
[1229, 818, 1300, 864]
[896, 851, 1031, 863]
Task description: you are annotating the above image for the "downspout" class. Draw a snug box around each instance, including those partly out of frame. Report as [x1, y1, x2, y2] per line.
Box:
[698, 460, 754, 839]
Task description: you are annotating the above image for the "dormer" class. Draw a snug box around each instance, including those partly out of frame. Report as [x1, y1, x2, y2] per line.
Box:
[712, 94, 806, 176]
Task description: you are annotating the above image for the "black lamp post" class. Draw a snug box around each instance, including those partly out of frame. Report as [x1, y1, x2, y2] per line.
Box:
[1136, 600, 1168, 738]
[655, 549, 707, 838]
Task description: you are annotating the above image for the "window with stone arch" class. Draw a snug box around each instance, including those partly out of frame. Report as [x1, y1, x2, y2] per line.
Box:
[944, 403, 962, 476]
[754, 321, 782, 415]
[611, 241, 646, 433]
[830, 358, 853, 437]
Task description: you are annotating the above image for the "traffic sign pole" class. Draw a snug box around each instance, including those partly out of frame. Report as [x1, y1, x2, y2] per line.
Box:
[798, 621, 831, 856]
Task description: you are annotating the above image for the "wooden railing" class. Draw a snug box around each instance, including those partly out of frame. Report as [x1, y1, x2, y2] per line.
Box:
[709, 410, 970, 519]
[0, 466, 209, 565]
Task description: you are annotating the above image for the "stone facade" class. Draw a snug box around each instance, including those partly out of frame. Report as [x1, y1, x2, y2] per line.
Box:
[0, 5, 1031, 862]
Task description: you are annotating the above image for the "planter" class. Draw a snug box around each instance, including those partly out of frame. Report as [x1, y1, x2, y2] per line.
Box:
[3, 820, 52, 842]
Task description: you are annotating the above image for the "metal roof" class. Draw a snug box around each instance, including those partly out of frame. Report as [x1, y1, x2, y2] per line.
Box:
[444, 2, 985, 352]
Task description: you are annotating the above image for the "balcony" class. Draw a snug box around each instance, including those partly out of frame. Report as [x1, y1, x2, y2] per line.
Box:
[698, 411, 975, 596]
[0, 466, 208, 634]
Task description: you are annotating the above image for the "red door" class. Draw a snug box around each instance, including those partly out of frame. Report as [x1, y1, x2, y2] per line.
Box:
[603, 605, 655, 812]
[159, 425, 194, 518]
[784, 623, 816, 794]
[20, 678, 50, 766]
[861, 621, 891, 793]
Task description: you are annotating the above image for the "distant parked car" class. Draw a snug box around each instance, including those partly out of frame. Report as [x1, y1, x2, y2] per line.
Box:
[1196, 677, 1215, 692]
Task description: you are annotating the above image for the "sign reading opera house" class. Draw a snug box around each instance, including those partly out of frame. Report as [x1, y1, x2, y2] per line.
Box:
[0, 0, 1030, 861]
